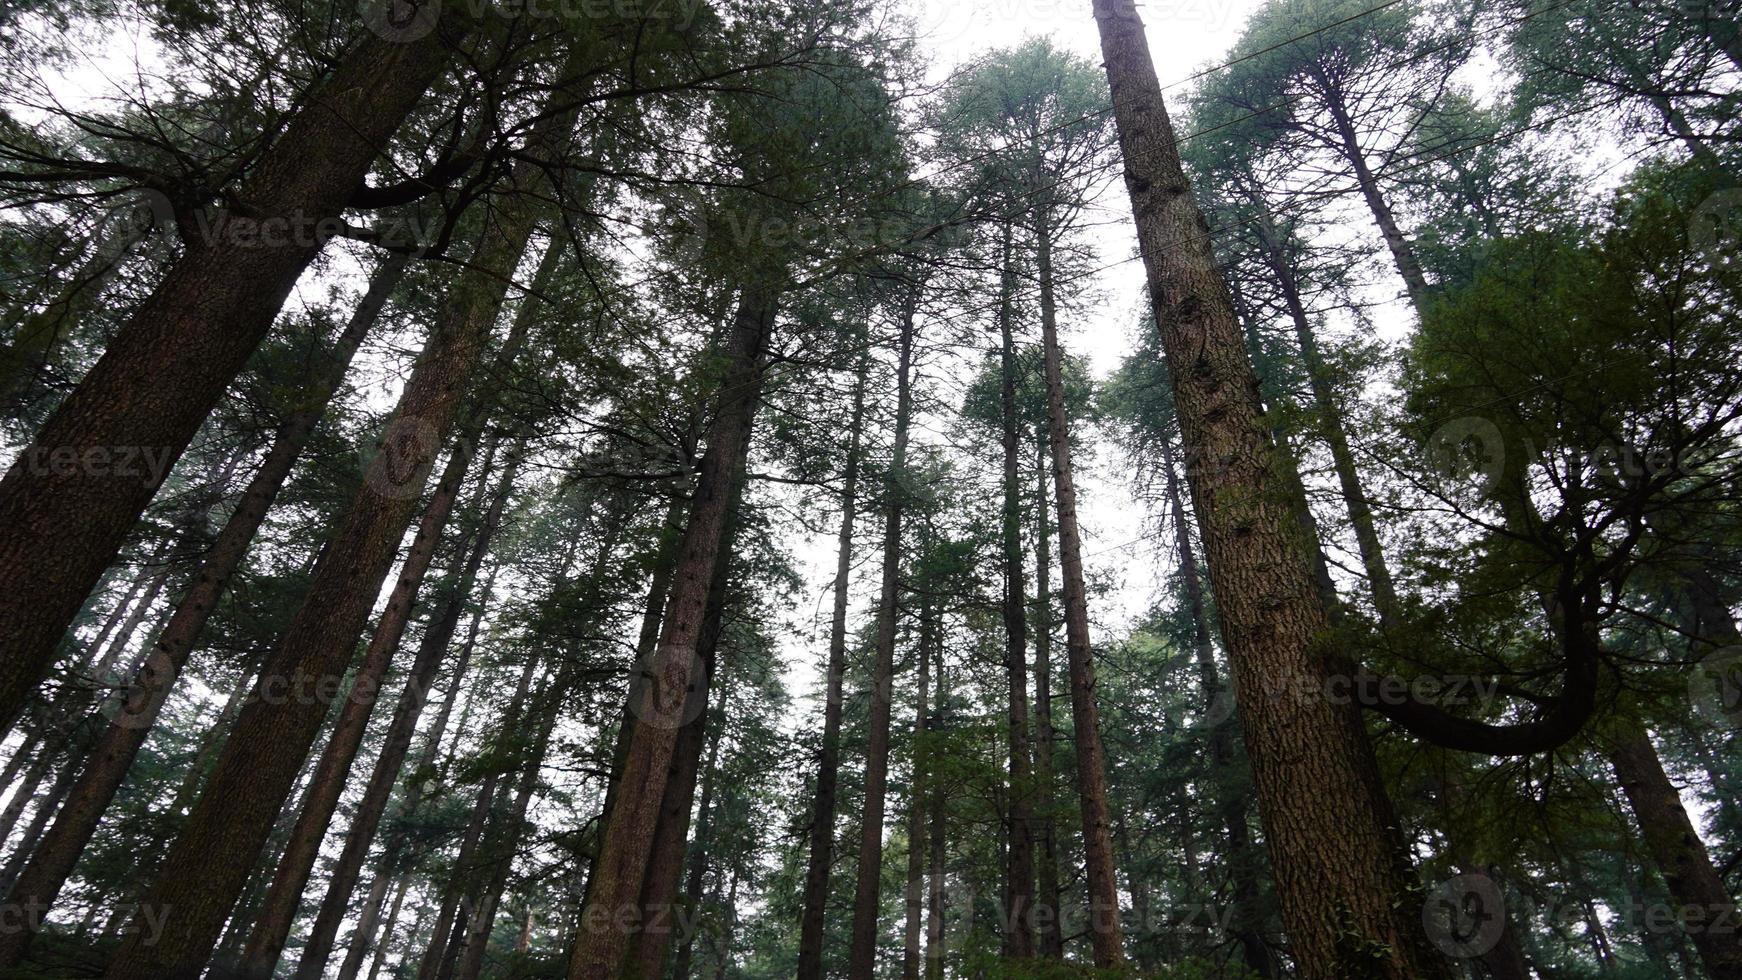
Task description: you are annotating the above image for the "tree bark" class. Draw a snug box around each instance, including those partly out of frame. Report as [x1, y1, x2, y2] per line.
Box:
[796, 347, 869, 980]
[1030, 435, 1065, 960]
[995, 224, 1036, 959]
[1606, 722, 1742, 980]
[901, 592, 933, 980]
[565, 284, 778, 979]
[668, 725, 724, 980]
[1090, 2, 1451, 976]
[847, 292, 917, 980]
[923, 624, 946, 980]
[1033, 205, 1123, 969]
[1319, 82, 1432, 313]
[0, 253, 408, 969]
[0, 18, 471, 730]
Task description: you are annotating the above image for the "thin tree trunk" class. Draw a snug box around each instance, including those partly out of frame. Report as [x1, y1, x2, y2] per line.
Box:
[669, 727, 724, 980]
[1030, 436, 1064, 959]
[0, 752, 80, 891]
[796, 348, 869, 980]
[0, 18, 472, 730]
[901, 593, 934, 980]
[1033, 205, 1124, 969]
[1091, 3, 1453, 976]
[357, 876, 412, 980]
[995, 224, 1036, 958]
[923, 626, 946, 980]
[1606, 721, 1742, 979]
[302, 464, 517, 979]
[1320, 84, 1432, 313]
[566, 284, 778, 979]
[847, 293, 917, 980]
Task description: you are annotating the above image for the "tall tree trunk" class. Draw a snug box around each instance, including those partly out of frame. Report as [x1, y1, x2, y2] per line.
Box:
[668, 727, 724, 980]
[0, 752, 80, 891]
[847, 293, 917, 980]
[242, 235, 552, 977]
[995, 225, 1036, 958]
[566, 284, 778, 979]
[1030, 436, 1065, 959]
[1607, 722, 1742, 979]
[300, 465, 517, 979]
[1318, 83, 1432, 313]
[1157, 435, 1277, 978]
[625, 476, 744, 980]
[902, 593, 934, 980]
[0, 253, 408, 969]
[796, 348, 869, 980]
[0, 19, 473, 729]
[923, 624, 946, 980]
[1090, 3, 1451, 976]
[1033, 206, 1123, 970]
[1253, 212, 1399, 627]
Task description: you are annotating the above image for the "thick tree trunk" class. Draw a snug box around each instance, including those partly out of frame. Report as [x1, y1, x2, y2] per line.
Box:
[995, 226, 1036, 958]
[625, 478, 744, 980]
[1030, 437, 1065, 959]
[795, 349, 869, 980]
[0, 253, 408, 969]
[1157, 436, 1277, 978]
[299, 465, 516, 979]
[242, 236, 552, 977]
[1090, 3, 1451, 976]
[1606, 722, 1742, 980]
[566, 284, 778, 979]
[1033, 207, 1123, 969]
[847, 293, 917, 980]
[0, 19, 471, 730]
[104, 164, 555, 980]
[1093, 1, 1449, 974]
[902, 594, 933, 980]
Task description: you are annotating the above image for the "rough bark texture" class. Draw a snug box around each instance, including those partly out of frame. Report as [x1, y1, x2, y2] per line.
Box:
[668, 726, 723, 980]
[995, 227, 1036, 958]
[0, 253, 407, 969]
[0, 18, 468, 729]
[104, 104, 565, 975]
[565, 285, 777, 979]
[1030, 437, 1065, 959]
[1091, 2, 1451, 976]
[847, 295, 917, 980]
[795, 350, 869, 980]
[923, 628, 946, 980]
[298, 464, 516, 979]
[901, 593, 933, 980]
[1034, 207, 1123, 969]
[1157, 436, 1277, 978]
[1606, 722, 1742, 980]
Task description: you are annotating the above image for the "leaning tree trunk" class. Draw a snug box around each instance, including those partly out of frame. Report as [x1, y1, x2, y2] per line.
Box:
[995, 224, 1036, 958]
[1090, 3, 1452, 977]
[296, 461, 518, 979]
[0, 253, 408, 969]
[1033, 205, 1124, 970]
[1030, 437, 1065, 959]
[239, 232, 554, 977]
[846, 293, 917, 980]
[566, 284, 779, 979]
[104, 88, 575, 972]
[0, 16, 474, 730]
[796, 348, 869, 980]
[1318, 82, 1432, 314]
[1157, 435, 1277, 978]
